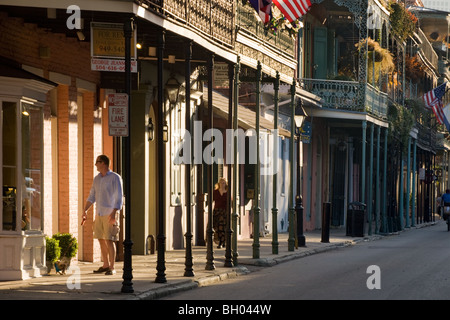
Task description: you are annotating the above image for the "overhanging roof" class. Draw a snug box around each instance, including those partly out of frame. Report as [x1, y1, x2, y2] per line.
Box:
[203, 88, 291, 137]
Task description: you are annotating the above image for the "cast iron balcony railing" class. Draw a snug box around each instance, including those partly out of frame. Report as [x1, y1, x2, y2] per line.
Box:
[138, 0, 235, 47]
[236, 0, 295, 58]
[417, 28, 439, 71]
[301, 78, 388, 119]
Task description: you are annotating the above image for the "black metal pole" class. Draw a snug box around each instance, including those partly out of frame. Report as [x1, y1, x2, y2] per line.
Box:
[321, 202, 330, 243]
[296, 124, 305, 247]
[184, 40, 194, 277]
[205, 53, 215, 270]
[121, 17, 134, 294]
[155, 31, 167, 283]
[224, 62, 234, 268]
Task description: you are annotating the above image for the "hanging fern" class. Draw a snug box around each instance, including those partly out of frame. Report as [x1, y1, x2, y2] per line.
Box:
[388, 1, 418, 43]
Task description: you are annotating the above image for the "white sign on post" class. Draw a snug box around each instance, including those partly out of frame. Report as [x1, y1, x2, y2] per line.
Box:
[108, 93, 129, 137]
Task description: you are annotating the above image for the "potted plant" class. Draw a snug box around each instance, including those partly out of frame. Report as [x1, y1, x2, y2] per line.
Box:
[52, 233, 78, 270]
[45, 236, 61, 273]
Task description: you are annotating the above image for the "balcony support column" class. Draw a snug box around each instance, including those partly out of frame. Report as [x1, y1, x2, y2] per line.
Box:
[184, 40, 194, 276]
[411, 138, 417, 227]
[382, 126, 388, 233]
[272, 72, 280, 255]
[232, 58, 240, 266]
[155, 30, 167, 284]
[224, 60, 235, 268]
[368, 123, 374, 235]
[205, 53, 215, 271]
[288, 79, 296, 252]
[361, 121, 367, 206]
[405, 136, 411, 228]
[252, 61, 262, 259]
[399, 147, 404, 230]
[375, 125, 381, 234]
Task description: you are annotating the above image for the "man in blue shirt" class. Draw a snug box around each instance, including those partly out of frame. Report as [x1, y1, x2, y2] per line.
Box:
[442, 189, 450, 205]
[83, 155, 123, 275]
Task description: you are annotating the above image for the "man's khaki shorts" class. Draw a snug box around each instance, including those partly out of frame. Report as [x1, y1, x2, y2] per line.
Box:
[94, 212, 120, 241]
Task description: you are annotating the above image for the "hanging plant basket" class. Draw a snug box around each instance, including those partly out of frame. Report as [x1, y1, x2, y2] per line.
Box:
[356, 38, 394, 73]
[388, 1, 418, 42]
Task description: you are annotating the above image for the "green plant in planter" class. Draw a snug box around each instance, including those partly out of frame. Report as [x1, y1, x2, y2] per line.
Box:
[52, 233, 78, 259]
[45, 236, 61, 263]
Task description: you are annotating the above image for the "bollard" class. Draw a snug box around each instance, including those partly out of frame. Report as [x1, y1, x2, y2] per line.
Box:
[321, 202, 331, 243]
[296, 195, 306, 247]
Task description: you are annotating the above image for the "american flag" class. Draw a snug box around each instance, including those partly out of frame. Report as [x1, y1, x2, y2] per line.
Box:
[272, 0, 311, 22]
[423, 82, 447, 124]
[249, 0, 273, 24]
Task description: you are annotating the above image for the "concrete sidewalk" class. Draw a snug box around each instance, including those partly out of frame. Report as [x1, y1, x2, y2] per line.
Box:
[0, 222, 437, 300]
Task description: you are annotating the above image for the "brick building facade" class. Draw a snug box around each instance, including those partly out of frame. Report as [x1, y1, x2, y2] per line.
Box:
[0, 11, 113, 275]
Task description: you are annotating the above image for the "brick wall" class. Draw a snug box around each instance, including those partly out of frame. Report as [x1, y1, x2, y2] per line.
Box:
[0, 12, 105, 262]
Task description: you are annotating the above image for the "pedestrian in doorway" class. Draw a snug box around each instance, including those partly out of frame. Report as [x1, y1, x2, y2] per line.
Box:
[83, 155, 123, 275]
[213, 177, 228, 249]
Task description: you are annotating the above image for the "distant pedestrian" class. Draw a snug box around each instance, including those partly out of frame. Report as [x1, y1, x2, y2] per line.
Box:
[83, 155, 123, 275]
[442, 189, 450, 205]
[213, 177, 228, 249]
[437, 194, 442, 217]
[442, 189, 450, 220]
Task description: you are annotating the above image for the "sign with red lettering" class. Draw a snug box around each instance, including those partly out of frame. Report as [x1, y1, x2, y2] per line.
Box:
[108, 93, 129, 137]
[91, 58, 137, 72]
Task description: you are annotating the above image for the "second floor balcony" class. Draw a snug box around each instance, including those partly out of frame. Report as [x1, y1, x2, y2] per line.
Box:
[301, 79, 388, 119]
[139, 0, 235, 48]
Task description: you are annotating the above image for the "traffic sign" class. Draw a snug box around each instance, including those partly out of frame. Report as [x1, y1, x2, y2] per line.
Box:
[108, 93, 129, 137]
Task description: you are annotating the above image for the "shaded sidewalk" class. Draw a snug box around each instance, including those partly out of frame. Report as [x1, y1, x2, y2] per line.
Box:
[0, 223, 436, 300]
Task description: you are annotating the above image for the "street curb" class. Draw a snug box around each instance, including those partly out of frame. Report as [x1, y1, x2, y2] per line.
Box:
[130, 225, 437, 300]
[131, 239, 374, 300]
[131, 266, 250, 300]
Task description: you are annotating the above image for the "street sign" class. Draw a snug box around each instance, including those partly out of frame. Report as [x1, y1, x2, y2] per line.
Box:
[91, 58, 137, 73]
[108, 93, 129, 137]
[90, 22, 138, 73]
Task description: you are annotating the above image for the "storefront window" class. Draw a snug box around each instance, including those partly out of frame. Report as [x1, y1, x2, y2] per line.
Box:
[2, 101, 17, 231]
[1, 101, 43, 232]
[21, 102, 43, 231]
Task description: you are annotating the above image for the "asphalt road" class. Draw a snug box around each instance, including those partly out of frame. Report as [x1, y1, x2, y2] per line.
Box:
[163, 220, 450, 300]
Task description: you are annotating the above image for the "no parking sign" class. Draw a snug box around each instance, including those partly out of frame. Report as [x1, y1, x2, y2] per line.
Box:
[108, 93, 129, 137]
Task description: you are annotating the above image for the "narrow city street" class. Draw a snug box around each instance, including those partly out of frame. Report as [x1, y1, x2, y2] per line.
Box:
[164, 220, 450, 300]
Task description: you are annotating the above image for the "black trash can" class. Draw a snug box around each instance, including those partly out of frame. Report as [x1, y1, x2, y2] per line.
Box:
[346, 202, 366, 237]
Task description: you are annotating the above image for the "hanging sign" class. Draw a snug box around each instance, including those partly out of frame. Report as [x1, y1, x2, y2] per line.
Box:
[299, 121, 311, 143]
[108, 93, 129, 137]
[90, 22, 137, 72]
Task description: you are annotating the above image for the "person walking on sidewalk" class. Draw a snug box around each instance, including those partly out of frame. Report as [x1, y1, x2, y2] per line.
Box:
[213, 177, 228, 249]
[83, 155, 123, 275]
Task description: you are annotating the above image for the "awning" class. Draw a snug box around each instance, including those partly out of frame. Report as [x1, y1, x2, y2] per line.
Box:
[203, 88, 291, 137]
